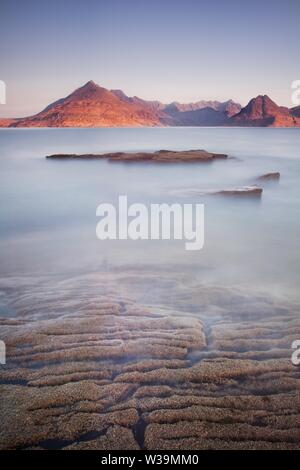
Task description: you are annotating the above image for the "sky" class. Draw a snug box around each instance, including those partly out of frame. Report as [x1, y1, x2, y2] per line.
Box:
[0, 0, 299, 117]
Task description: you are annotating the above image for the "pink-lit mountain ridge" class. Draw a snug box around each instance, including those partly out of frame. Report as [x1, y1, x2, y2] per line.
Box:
[0, 81, 299, 127]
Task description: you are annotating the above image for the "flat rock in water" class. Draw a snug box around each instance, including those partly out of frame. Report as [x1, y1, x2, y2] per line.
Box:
[214, 186, 263, 197]
[173, 186, 263, 198]
[46, 149, 228, 162]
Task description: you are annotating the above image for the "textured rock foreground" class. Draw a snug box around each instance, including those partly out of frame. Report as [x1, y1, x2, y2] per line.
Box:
[46, 149, 228, 162]
[0, 269, 299, 450]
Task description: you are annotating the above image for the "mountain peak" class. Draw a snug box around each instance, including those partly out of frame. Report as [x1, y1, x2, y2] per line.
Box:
[69, 80, 113, 101]
[83, 80, 97, 87]
[254, 94, 274, 103]
[79, 80, 100, 91]
[231, 94, 297, 127]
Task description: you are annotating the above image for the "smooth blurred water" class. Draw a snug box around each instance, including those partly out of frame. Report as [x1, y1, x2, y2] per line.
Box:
[0, 128, 300, 301]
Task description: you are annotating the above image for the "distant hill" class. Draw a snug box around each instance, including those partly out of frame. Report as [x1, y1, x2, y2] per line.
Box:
[0, 82, 299, 127]
[230, 95, 300, 127]
[0, 81, 163, 127]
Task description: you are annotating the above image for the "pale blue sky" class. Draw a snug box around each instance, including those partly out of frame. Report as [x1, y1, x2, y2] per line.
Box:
[0, 0, 299, 117]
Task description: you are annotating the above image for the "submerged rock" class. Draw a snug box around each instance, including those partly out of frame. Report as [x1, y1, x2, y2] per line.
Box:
[257, 172, 280, 181]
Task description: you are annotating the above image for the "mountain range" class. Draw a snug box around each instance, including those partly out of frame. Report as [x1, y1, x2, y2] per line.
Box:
[0, 81, 299, 128]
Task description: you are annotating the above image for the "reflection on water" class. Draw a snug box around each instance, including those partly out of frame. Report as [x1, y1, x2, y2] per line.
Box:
[0, 127, 300, 301]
